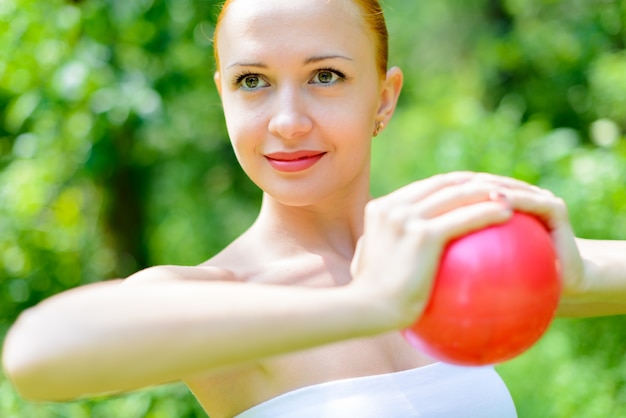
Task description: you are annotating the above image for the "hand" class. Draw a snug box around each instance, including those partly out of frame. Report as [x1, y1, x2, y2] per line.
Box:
[350, 171, 585, 330]
[350, 172, 515, 329]
[470, 173, 586, 299]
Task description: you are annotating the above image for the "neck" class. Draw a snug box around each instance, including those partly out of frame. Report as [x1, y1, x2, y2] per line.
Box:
[254, 180, 372, 259]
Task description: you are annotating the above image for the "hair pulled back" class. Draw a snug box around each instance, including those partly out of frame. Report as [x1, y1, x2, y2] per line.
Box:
[213, 0, 389, 78]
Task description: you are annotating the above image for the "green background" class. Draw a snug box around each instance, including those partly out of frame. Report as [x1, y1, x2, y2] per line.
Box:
[1, 0, 625, 416]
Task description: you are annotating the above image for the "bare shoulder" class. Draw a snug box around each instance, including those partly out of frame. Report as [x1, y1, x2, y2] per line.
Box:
[123, 264, 240, 285]
[122, 227, 272, 287]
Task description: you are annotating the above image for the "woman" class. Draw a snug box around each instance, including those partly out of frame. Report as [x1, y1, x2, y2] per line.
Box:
[3, 0, 626, 417]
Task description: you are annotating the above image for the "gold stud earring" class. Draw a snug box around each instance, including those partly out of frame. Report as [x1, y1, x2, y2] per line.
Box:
[373, 121, 385, 137]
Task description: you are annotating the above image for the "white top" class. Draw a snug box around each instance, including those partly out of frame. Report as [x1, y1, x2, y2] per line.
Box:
[234, 363, 517, 417]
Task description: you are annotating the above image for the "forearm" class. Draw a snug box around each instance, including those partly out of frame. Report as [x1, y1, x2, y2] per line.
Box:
[557, 238, 626, 317]
[2, 269, 390, 401]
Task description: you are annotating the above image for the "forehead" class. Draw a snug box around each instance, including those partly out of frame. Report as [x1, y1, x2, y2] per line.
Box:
[216, 0, 373, 67]
[221, 0, 362, 28]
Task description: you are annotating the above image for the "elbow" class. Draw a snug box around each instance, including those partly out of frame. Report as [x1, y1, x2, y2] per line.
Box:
[2, 361, 64, 403]
[2, 309, 79, 402]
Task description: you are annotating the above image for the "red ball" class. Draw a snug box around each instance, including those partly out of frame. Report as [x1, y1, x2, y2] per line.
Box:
[402, 212, 561, 365]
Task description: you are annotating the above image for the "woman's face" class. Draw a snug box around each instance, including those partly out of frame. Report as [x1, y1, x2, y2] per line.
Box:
[214, 0, 394, 207]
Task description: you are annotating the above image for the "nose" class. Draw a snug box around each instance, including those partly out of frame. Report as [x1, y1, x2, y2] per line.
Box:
[268, 86, 313, 140]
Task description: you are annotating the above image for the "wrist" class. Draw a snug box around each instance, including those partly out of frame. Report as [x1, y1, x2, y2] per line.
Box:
[557, 246, 626, 317]
[337, 282, 416, 337]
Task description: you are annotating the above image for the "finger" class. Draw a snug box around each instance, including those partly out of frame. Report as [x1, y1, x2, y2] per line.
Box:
[350, 237, 364, 277]
[402, 181, 512, 220]
[492, 188, 568, 230]
[406, 200, 514, 246]
[382, 172, 475, 206]
[470, 173, 553, 196]
[382, 172, 550, 211]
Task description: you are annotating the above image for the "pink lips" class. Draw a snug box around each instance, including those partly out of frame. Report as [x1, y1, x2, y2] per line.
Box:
[265, 151, 326, 173]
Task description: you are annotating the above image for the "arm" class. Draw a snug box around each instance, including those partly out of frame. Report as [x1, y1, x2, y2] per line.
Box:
[1, 172, 515, 403]
[457, 173, 626, 318]
[2, 266, 391, 402]
[557, 239, 626, 317]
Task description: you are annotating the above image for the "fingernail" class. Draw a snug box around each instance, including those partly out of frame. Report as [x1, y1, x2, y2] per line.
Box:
[489, 190, 513, 213]
[488, 190, 507, 201]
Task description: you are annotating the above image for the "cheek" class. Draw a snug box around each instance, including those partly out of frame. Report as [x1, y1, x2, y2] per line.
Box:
[322, 93, 379, 138]
[223, 100, 266, 151]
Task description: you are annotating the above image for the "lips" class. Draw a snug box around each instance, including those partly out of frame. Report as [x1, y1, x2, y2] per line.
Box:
[264, 151, 326, 173]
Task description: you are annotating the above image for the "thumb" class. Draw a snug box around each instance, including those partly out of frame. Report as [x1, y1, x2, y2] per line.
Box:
[350, 237, 365, 279]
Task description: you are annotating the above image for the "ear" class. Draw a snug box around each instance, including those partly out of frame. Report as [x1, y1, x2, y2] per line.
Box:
[375, 67, 403, 125]
[214, 72, 223, 97]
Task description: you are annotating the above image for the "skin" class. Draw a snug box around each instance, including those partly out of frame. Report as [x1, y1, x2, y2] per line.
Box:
[215, 0, 388, 210]
[3, 1, 626, 417]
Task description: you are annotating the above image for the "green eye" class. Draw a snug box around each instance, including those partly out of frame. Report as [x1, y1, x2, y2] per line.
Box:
[317, 71, 335, 83]
[243, 75, 260, 89]
[310, 69, 345, 85]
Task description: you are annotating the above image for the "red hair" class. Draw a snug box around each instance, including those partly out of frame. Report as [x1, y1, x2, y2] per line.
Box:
[213, 0, 389, 78]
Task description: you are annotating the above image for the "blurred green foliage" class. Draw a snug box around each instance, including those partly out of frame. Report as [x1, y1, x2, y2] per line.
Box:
[0, 0, 625, 416]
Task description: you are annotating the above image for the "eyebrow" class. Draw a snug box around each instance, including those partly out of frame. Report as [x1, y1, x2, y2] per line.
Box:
[226, 55, 353, 70]
[304, 54, 353, 65]
[226, 62, 267, 70]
